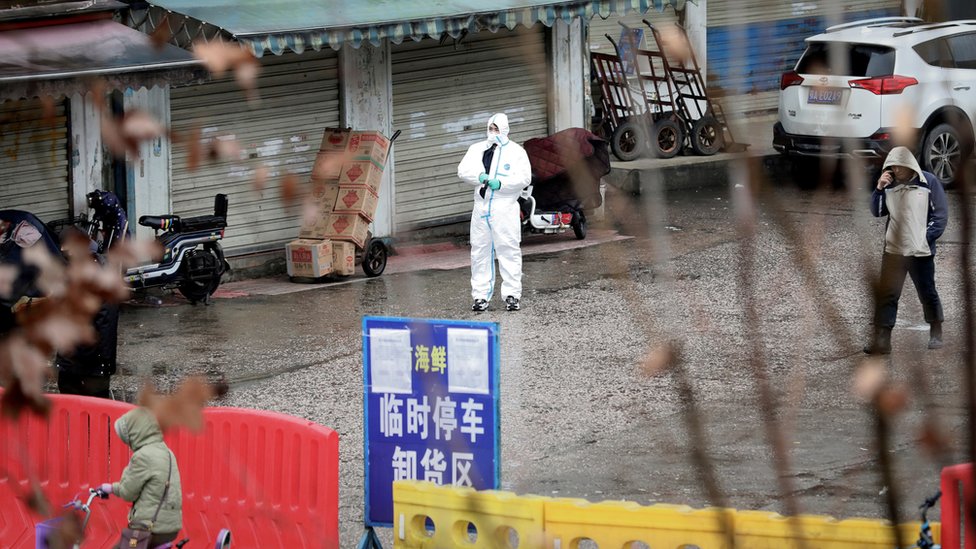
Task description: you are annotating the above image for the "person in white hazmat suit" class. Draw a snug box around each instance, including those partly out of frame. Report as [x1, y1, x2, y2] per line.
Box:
[457, 113, 532, 311]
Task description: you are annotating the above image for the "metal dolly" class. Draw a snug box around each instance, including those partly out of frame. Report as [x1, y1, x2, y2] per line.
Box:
[642, 19, 748, 154]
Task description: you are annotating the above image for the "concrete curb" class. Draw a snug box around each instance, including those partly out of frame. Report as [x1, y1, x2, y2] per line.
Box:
[606, 152, 785, 194]
[390, 240, 462, 256]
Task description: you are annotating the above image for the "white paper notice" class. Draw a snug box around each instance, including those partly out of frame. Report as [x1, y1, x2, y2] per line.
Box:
[369, 328, 413, 394]
[447, 328, 489, 394]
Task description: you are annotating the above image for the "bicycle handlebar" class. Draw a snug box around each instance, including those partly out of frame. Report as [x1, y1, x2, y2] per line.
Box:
[59, 489, 100, 521]
[919, 490, 941, 519]
[906, 490, 942, 549]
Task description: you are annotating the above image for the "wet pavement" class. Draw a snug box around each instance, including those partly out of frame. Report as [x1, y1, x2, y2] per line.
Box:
[110, 175, 974, 547]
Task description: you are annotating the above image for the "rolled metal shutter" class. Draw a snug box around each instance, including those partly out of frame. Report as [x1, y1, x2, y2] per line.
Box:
[170, 50, 340, 256]
[392, 26, 549, 231]
[707, 0, 903, 117]
[0, 99, 69, 222]
[587, 8, 679, 55]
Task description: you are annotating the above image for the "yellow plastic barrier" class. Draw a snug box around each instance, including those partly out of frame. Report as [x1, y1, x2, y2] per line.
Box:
[544, 498, 735, 548]
[736, 510, 938, 549]
[392, 481, 940, 549]
[393, 480, 547, 548]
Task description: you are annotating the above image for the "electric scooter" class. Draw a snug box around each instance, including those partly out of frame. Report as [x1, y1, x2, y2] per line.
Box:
[520, 128, 608, 241]
[518, 185, 587, 240]
[35, 488, 232, 549]
[87, 193, 231, 304]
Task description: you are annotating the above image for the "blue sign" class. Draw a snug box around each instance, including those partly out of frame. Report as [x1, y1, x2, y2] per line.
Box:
[618, 27, 644, 75]
[362, 316, 501, 527]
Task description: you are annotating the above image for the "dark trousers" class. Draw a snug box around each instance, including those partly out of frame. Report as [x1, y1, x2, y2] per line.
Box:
[57, 371, 112, 399]
[875, 253, 944, 328]
[150, 531, 179, 546]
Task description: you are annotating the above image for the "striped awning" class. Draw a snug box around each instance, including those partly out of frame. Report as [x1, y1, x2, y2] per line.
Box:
[0, 17, 205, 101]
[138, 0, 689, 57]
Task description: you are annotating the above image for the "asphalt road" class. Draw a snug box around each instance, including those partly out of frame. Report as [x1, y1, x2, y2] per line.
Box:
[112, 173, 975, 547]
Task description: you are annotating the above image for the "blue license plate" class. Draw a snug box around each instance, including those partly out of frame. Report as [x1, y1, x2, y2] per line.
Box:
[807, 88, 844, 105]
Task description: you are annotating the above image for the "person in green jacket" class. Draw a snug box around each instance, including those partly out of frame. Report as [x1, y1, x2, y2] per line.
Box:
[99, 407, 183, 547]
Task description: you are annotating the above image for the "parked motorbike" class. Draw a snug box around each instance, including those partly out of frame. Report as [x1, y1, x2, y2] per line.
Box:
[520, 127, 610, 241]
[518, 187, 587, 239]
[86, 191, 231, 304]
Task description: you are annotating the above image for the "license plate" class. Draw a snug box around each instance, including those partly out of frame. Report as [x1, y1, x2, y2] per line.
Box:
[808, 87, 844, 105]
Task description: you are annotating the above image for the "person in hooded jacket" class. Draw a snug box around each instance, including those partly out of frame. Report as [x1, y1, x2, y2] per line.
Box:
[54, 225, 120, 399]
[99, 407, 183, 547]
[864, 146, 948, 355]
[55, 301, 119, 398]
[457, 113, 532, 311]
[86, 190, 128, 252]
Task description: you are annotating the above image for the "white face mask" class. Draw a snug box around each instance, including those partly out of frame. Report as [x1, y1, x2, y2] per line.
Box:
[488, 133, 509, 145]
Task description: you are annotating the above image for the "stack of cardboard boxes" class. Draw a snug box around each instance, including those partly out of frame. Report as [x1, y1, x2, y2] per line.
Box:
[286, 128, 389, 278]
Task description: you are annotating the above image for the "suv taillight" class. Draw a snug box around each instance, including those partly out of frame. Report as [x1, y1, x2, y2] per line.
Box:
[848, 75, 918, 95]
[780, 71, 804, 90]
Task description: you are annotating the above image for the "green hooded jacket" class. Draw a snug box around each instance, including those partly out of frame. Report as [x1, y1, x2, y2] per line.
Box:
[112, 407, 183, 534]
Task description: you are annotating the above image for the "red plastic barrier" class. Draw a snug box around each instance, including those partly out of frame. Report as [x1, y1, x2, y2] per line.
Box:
[0, 394, 133, 549]
[942, 462, 975, 549]
[0, 393, 339, 548]
[173, 408, 339, 548]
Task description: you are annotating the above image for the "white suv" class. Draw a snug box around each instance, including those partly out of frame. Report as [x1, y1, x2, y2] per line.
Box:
[773, 17, 976, 186]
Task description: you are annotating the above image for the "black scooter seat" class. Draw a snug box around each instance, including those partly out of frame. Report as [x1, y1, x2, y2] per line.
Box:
[139, 215, 181, 231]
[180, 215, 227, 232]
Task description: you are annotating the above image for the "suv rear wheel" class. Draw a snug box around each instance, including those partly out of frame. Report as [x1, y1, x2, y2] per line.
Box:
[922, 123, 962, 186]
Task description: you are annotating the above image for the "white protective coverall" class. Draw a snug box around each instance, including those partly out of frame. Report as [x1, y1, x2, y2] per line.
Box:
[457, 113, 532, 302]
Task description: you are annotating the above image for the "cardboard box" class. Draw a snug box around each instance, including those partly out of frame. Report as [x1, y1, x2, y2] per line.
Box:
[332, 241, 356, 276]
[323, 213, 370, 248]
[333, 184, 379, 221]
[319, 128, 351, 153]
[310, 181, 340, 209]
[297, 182, 341, 238]
[347, 131, 390, 166]
[298, 213, 329, 239]
[314, 127, 390, 182]
[286, 239, 333, 278]
[311, 152, 346, 180]
[337, 160, 384, 192]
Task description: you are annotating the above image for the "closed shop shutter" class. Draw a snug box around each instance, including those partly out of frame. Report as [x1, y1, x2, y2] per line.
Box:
[170, 50, 339, 256]
[0, 99, 70, 222]
[707, 0, 903, 117]
[392, 26, 549, 231]
[587, 8, 679, 56]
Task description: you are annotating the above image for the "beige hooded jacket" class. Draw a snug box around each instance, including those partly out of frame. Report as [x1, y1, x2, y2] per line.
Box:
[879, 146, 932, 257]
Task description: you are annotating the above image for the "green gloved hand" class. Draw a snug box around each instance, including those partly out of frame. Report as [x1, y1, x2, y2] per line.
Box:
[488, 179, 501, 190]
[478, 173, 489, 183]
